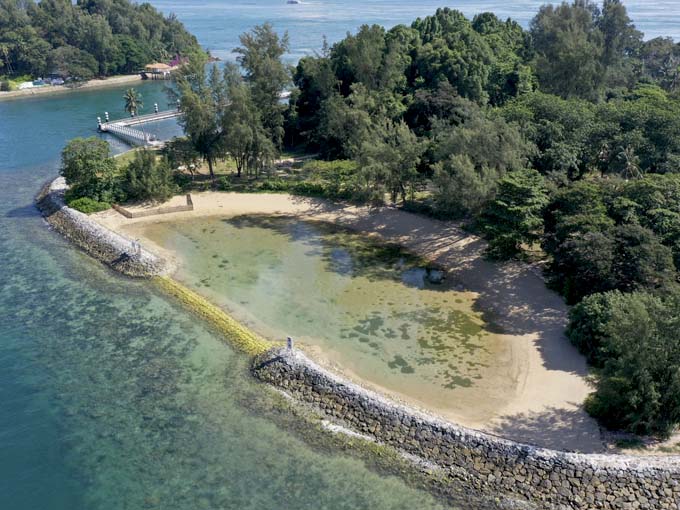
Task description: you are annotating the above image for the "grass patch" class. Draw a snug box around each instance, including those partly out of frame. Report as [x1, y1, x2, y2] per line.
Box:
[115, 147, 147, 166]
[66, 196, 111, 214]
[615, 438, 646, 450]
[154, 276, 274, 355]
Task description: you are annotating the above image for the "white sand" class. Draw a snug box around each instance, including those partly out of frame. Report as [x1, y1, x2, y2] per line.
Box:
[94, 192, 604, 452]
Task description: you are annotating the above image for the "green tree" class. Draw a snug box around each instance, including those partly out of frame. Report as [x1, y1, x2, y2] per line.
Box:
[356, 119, 422, 203]
[480, 168, 549, 258]
[611, 223, 676, 293]
[49, 45, 98, 81]
[638, 37, 680, 91]
[430, 109, 531, 217]
[234, 23, 290, 149]
[162, 137, 201, 180]
[597, 0, 642, 87]
[60, 137, 118, 202]
[530, 1, 604, 99]
[174, 56, 227, 183]
[569, 290, 680, 436]
[221, 64, 274, 178]
[123, 88, 143, 117]
[292, 43, 338, 147]
[501, 92, 596, 179]
[567, 289, 624, 366]
[316, 89, 373, 159]
[432, 155, 498, 217]
[412, 8, 495, 104]
[123, 149, 175, 202]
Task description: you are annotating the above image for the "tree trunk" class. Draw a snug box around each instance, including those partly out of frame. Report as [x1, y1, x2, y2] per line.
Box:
[207, 158, 215, 185]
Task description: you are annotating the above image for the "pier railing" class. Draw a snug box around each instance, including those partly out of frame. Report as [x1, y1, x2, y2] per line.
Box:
[98, 109, 183, 147]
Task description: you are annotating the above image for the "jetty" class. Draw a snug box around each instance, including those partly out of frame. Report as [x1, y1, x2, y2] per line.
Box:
[98, 109, 183, 147]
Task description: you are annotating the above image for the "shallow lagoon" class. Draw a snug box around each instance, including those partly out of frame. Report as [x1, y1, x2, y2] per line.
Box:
[137, 215, 518, 423]
[0, 86, 486, 509]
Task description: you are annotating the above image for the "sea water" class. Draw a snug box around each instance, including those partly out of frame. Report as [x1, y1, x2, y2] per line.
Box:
[0, 89, 468, 509]
[2, 0, 678, 508]
[153, 0, 680, 62]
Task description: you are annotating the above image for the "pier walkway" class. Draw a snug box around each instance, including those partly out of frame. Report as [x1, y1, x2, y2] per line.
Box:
[98, 109, 183, 147]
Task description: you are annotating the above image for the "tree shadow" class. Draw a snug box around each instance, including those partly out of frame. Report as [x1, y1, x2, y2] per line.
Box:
[220, 213, 451, 288]
[283, 196, 586, 376]
[489, 406, 605, 453]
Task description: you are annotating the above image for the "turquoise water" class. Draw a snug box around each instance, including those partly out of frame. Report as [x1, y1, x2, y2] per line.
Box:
[2, 1, 677, 508]
[153, 0, 680, 62]
[135, 216, 515, 422]
[0, 88, 480, 508]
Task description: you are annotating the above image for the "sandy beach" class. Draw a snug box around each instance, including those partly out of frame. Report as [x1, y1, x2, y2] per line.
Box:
[0, 75, 143, 102]
[94, 192, 603, 452]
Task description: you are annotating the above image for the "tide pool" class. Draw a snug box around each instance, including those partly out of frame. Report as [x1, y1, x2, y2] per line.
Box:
[131, 215, 518, 424]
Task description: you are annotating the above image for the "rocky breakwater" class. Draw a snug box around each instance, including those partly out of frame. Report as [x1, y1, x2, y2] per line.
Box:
[36, 177, 167, 277]
[253, 347, 680, 510]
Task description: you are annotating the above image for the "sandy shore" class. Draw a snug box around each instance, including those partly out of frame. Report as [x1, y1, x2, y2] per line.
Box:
[94, 192, 603, 452]
[0, 75, 143, 102]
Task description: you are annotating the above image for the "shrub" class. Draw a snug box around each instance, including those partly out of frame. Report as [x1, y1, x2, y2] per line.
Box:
[259, 179, 291, 192]
[569, 289, 680, 436]
[60, 137, 119, 202]
[173, 172, 193, 192]
[123, 149, 176, 203]
[67, 197, 111, 214]
[216, 176, 232, 191]
[0, 81, 11, 92]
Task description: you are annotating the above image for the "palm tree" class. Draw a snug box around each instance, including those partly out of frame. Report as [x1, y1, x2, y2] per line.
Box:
[617, 145, 642, 180]
[123, 88, 143, 117]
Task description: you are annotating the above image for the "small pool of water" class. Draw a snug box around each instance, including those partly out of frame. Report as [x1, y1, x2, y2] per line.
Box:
[135, 215, 518, 423]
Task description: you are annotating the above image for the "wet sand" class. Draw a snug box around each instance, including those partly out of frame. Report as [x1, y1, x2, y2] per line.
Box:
[93, 192, 604, 452]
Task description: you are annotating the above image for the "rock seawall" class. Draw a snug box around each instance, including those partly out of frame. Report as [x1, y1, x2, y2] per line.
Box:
[36, 177, 167, 277]
[253, 347, 680, 510]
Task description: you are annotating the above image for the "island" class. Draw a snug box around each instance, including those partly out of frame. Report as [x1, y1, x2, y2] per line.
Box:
[33, 2, 680, 509]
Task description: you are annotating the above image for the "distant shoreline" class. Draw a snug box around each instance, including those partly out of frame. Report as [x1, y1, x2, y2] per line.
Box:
[0, 74, 143, 102]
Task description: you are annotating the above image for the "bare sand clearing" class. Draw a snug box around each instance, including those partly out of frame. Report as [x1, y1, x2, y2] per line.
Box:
[94, 192, 603, 452]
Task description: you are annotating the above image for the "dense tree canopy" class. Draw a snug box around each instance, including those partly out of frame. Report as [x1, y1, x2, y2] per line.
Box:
[60, 137, 118, 202]
[50, 2, 680, 436]
[283, 2, 680, 436]
[0, 0, 200, 79]
[568, 290, 680, 436]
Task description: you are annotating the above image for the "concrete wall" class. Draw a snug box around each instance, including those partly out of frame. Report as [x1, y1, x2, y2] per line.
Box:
[36, 177, 167, 277]
[112, 194, 193, 219]
[253, 347, 680, 510]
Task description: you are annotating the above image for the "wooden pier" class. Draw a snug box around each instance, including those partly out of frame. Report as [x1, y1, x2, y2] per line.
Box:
[98, 109, 183, 147]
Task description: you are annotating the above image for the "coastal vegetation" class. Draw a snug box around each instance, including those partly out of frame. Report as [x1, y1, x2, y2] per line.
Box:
[0, 0, 200, 86]
[60, 137, 176, 210]
[55, 0, 680, 438]
[279, 1, 680, 438]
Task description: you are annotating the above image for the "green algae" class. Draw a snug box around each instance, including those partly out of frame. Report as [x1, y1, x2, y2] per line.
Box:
[133, 215, 514, 417]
